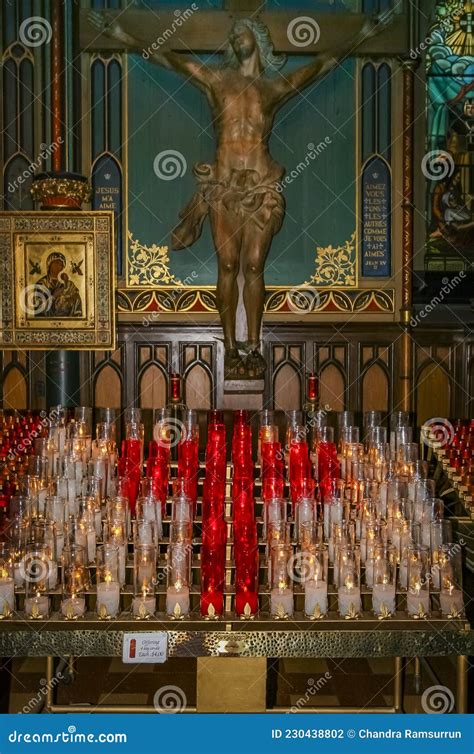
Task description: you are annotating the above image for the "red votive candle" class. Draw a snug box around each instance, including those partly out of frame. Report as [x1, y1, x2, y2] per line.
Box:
[200, 589, 224, 617]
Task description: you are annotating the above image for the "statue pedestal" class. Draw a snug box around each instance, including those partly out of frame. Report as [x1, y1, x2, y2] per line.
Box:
[222, 379, 265, 410]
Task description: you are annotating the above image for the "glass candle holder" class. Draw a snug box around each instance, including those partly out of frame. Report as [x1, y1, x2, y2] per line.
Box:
[299, 521, 323, 551]
[78, 494, 102, 537]
[106, 496, 130, 538]
[61, 551, 88, 620]
[398, 521, 422, 589]
[30, 519, 58, 589]
[337, 411, 354, 431]
[371, 546, 396, 616]
[263, 498, 286, 539]
[166, 542, 191, 617]
[421, 498, 444, 546]
[285, 411, 304, 455]
[132, 543, 156, 618]
[0, 543, 15, 616]
[234, 534, 259, 617]
[389, 412, 410, 453]
[153, 408, 172, 448]
[303, 543, 328, 616]
[24, 545, 51, 619]
[430, 520, 453, 587]
[438, 543, 464, 616]
[201, 529, 226, 618]
[79, 510, 97, 565]
[341, 426, 360, 446]
[270, 543, 294, 617]
[406, 544, 430, 616]
[364, 411, 383, 436]
[169, 520, 193, 545]
[103, 519, 127, 586]
[330, 521, 356, 581]
[413, 479, 436, 520]
[171, 480, 193, 524]
[337, 545, 361, 617]
[258, 410, 278, 462]
[136, 494, 162, 540]
[9, 494, 34, 521]
[133, 517, 156, 547]
[96, 544, 120, 619]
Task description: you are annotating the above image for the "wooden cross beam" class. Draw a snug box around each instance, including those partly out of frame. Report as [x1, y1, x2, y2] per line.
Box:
[80, 8, 409, 56]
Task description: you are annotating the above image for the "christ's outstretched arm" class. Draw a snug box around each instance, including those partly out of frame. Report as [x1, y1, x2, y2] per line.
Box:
[88, 11, 218, 92]
[273, 11, 393, 107]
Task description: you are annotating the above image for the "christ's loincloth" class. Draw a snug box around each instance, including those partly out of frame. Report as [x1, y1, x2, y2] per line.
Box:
[171, 163, 285, 250]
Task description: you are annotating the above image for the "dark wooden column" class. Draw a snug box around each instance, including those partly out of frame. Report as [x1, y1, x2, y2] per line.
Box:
[398, 61, 416, 414]
[45, 0, 80, 408]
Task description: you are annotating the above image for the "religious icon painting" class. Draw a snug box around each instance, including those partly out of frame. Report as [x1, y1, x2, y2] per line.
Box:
[0, 211, 115, 349]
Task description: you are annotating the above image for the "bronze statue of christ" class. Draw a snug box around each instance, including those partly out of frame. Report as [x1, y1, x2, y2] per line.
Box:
[90, 11, 389, 378]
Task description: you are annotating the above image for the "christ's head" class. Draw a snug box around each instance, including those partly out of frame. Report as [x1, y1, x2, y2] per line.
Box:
[223, 19, 286, 73]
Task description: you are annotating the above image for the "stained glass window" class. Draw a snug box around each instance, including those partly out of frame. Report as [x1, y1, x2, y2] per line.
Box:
[426, 1, 474, 271]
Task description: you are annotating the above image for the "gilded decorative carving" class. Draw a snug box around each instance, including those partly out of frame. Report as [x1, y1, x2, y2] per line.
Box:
[30, 177, 92, 204]
[127, 232, 183, 287]
[305, 232, 357, 287]
[116, 287, 395, 315]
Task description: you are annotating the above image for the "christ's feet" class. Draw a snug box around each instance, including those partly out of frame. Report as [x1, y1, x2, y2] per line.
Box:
[245, 349, 266, 379]
[224, 348, 247, 379]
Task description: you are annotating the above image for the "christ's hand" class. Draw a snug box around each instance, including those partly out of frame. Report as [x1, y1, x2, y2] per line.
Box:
[88, 10, 141, 50]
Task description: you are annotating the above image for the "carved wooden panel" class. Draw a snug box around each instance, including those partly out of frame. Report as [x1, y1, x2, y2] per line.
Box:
[95, 364, 122, 409]
[3, 367, 27, 409]
[362, 363, 389, 414]
[1, 326, 472, 423]
[320, 364, 345, 412]
[416, 363, 451, 425]
[274, 363, 301, 411]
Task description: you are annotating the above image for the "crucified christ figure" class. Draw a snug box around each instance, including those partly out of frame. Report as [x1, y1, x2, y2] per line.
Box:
[90, 11, 390, 379]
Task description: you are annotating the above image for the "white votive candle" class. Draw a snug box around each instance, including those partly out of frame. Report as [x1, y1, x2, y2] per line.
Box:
[399, 560, 408, 589]
[61, 596, 86, 618]
[96, 582, 120, 618]
[338, 585, 361, 617]
[166, 585, 190, 616]
[365, 558, 374, 587]
[328, 539, 335, 563]
[439, 588, 463, 616]
[372, 583, 396, 615]
[406, 589, 430, 616]
[94, 509, 102, 536]
[25, 595, 49, 618]
[132, 595, 156, 618]
[48, 561, 58, 590]
[14, 564, 24, 588]
[138, 561, 154, 585]
[304, 580, 328, 616]
[0, 578, 15, 613]
[270, 587, 294, 617]
[323, 504, 330, 539]
[421, 522, 431, 547]
[87, 530, 96, 563]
